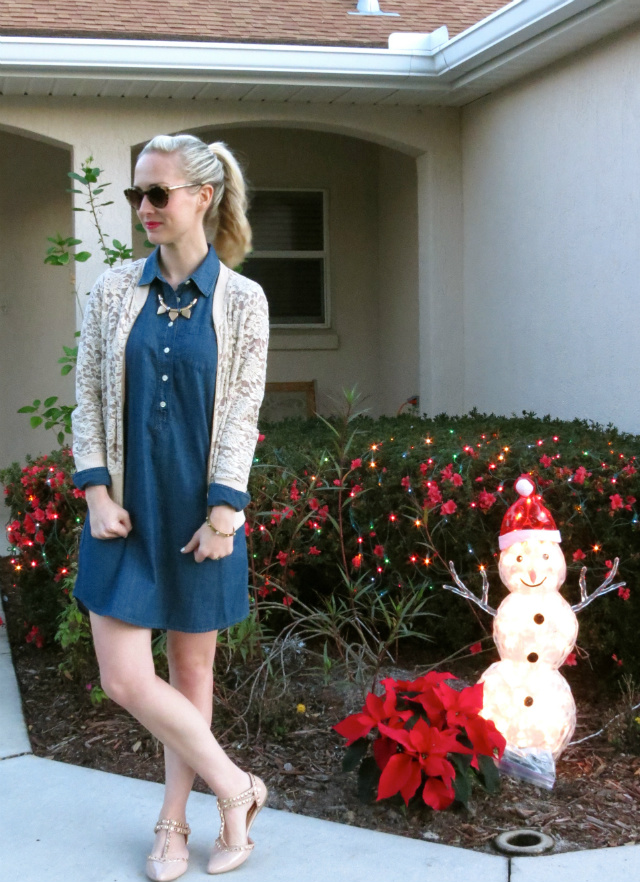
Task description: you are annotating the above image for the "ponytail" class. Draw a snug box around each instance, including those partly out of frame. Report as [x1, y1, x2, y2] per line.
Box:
[206, 142, 252, 269]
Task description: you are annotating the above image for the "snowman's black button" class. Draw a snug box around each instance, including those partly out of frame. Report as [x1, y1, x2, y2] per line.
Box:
[524, 696, 534, 707]
[527, 652, 539, 663]
[534, 614, 544, 624]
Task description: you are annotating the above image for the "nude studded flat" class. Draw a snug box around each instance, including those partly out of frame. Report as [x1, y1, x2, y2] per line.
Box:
[146, 818, 191, 881]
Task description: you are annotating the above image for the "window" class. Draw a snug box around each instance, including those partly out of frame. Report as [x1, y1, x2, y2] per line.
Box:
[242, 190, 328, 327]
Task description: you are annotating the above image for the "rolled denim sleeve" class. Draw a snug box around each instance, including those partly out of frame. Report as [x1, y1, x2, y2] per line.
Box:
[73, 467, 112, 490]
[207, 481, 250, 511]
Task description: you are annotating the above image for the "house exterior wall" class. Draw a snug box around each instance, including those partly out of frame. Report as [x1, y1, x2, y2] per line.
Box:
[462, 25, 640, 433]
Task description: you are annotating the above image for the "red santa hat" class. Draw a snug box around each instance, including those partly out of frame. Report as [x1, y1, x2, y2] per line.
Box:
[499, 474, 562, 551]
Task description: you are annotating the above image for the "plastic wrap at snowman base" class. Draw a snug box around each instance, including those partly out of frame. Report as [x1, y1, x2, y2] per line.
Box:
[445, 475, 626, 789]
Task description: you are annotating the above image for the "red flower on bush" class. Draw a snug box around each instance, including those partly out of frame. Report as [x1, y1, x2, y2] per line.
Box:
[477, 490, 496, 512]
[308, 546, 321, 556]
[610, 494, 624, 511]
[401, 476, 411, 491]
[618, 587, 631, 601]
[276, 550, 289, 566]
[440, 500, 457, 516]
[351, 458, 362, 470]
[334, 673, 505, 811]
[469, 642, 482, 655]
[289, 481, 300, 502]
[351, 554, 363, 569]
[425, 482, 442, 510]
[572, 466, 591, 485]
[539, 455, 553, 468]
[564, 653, 577, 666]
[451, 473, 464, 487]
[572, 549, 586, 561]
[373, 544, 385, 558]
[25, 624, 44, 649]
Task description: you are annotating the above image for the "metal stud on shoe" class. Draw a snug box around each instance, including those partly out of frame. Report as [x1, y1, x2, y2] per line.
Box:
[146, 818, 191, 882]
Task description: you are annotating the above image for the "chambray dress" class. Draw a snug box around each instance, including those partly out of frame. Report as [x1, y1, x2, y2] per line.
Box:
[72, 246, 250, 632]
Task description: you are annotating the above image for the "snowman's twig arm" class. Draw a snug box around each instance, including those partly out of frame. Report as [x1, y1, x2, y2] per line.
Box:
[571, 557, 626, 613]
[444, 562, 497, 617]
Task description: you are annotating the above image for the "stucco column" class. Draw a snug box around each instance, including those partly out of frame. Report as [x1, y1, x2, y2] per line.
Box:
[70, 134, 133, 328]
[416, 146, 464, 416]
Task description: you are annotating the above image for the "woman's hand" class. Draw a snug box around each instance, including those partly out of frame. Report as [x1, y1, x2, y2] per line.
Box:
[85, 485, 132, 539]
[181, 505, 236, 563]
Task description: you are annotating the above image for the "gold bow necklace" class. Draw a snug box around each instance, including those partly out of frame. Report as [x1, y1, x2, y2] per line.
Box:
[156, 290, 199, 321]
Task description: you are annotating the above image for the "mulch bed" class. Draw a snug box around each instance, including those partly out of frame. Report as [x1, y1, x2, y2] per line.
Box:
[3, 561, 640, 855]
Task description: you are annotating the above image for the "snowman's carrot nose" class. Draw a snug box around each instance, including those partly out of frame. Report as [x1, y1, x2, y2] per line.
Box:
[529, 570, 537, 583]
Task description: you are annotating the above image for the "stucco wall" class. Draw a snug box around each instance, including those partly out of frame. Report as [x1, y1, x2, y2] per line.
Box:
[377, 146, 420, 414]
[462, 26, 640, 432]
[0, 131, 74, 468]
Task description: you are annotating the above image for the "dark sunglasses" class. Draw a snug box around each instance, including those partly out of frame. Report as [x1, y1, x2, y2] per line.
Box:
[123, 182, 202, 210]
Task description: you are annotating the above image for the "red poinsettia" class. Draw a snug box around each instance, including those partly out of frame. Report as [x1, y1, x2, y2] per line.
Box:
[334, 673, 506, 811]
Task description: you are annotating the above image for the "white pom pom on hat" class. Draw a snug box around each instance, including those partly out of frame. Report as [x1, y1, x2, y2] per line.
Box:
[514, 475, 536, 498]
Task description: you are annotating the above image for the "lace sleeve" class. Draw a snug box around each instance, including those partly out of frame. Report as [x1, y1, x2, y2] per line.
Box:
[212, 286, 269, 492]
[71, 275, 108, 471]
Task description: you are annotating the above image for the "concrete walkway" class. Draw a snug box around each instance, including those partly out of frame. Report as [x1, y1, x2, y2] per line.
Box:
[0, 603, 637, 882]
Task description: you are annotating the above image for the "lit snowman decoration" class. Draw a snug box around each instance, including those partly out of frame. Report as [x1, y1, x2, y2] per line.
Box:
[445, 475, 625, 784]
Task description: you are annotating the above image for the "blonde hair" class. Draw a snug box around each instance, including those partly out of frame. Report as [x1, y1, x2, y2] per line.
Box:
[138, 133, 252, 268]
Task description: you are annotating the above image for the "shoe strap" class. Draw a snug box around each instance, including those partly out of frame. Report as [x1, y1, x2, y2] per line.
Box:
[217, 773, 260, 811]
[154, 818, 191, 841]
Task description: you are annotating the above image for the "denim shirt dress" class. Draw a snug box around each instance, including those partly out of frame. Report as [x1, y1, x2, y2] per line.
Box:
[72, 245, 250, 632]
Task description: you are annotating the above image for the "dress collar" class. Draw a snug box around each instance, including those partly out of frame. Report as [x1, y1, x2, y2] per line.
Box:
[139, 244, 220, 298]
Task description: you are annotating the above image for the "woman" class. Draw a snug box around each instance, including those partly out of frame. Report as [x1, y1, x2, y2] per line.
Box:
[71, 133, 269, 879]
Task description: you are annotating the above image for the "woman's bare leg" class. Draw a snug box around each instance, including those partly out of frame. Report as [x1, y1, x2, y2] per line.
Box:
[148, 629, 218, 863]
[90, 613, 262, 847]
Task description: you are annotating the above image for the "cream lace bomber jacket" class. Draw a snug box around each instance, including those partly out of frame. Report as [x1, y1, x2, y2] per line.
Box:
[71, 258, 269, 531]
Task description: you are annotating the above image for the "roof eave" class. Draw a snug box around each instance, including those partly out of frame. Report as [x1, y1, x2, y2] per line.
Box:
[0, 0, 638, 105]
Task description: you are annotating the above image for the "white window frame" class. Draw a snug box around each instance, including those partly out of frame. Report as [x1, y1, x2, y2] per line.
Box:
[247, 187, 330, 330]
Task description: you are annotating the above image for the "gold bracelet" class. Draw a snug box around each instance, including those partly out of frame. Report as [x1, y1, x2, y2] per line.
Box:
[206, 521, 236, 538]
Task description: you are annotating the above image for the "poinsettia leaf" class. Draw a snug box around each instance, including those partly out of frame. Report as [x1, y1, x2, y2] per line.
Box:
[342, 737, 368, 773]
[453, 765, 472, 808]
[476, 753, 501, 794]
[357, 756, 379, 804]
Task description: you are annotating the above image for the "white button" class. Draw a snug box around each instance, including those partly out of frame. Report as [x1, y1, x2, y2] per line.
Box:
[168, 321, 174, 327]
[160, 401, 167, 408]
[162, 375, 168, 382]
[164, 347, 170, 353]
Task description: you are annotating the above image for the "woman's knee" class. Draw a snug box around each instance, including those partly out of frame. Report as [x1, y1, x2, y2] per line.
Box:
[99, 667, 152, 708]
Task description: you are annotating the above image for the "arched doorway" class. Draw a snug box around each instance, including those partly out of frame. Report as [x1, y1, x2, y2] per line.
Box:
[0, 127, 74, 547]
[133, 125, 419, 418]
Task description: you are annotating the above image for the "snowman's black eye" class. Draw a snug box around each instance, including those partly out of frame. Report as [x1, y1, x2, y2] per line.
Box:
[516, 555, 523, 562]
[543, 554, 549, 560]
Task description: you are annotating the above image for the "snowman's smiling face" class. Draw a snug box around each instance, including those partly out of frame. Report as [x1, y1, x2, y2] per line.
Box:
[498, 539, 566, 594]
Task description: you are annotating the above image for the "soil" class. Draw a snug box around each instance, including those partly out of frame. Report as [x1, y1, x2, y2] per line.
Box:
[3, 561, 640, 856]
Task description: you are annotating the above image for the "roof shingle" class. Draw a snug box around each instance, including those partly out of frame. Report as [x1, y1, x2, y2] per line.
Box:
[0, 1, 509, 48]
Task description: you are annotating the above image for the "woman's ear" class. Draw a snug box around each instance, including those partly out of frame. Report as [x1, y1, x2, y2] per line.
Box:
[199, 183, 214, 213]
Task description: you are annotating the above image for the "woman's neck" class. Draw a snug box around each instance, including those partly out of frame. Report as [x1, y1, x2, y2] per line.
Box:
[158, 235, 209, 289]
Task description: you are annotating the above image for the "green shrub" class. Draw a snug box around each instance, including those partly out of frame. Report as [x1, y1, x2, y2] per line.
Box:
[3, 410, 639, 683]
